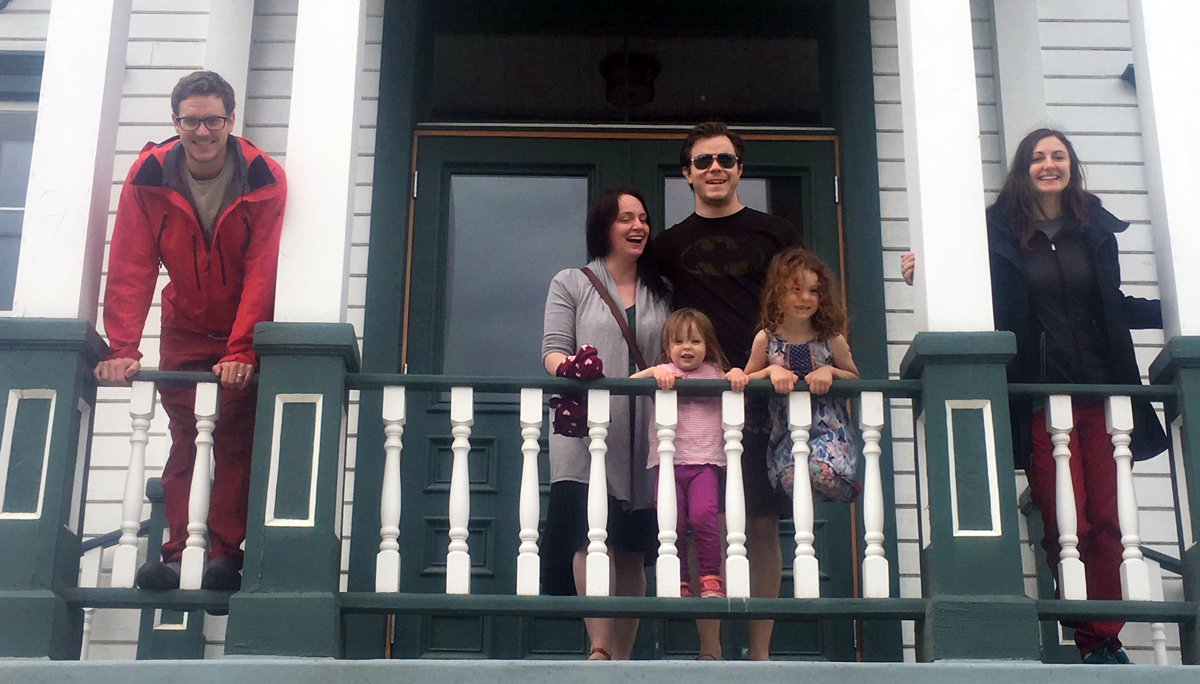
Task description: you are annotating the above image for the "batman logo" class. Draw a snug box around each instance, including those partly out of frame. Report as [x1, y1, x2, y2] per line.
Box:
[677, 235, 765, 277]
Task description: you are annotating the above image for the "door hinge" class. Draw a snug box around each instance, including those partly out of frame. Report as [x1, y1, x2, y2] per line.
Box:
[412, 171, 418, 199]
[403, 362, 409, 375]
[834, 175, 840, 203]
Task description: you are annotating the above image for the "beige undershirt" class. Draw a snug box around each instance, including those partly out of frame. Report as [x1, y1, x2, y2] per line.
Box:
[185, 153, 235, 240]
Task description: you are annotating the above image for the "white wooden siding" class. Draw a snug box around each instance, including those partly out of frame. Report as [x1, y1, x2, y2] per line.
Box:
[81, 0, 383, 660]
[873, 0, 1179, 663]
[0, 0, 50, 52]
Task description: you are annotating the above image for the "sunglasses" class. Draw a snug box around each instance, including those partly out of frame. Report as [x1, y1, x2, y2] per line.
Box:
[691, 153, 740, 170]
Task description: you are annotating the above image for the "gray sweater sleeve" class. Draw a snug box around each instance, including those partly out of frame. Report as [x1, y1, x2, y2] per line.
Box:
[542, 269, 578, 362]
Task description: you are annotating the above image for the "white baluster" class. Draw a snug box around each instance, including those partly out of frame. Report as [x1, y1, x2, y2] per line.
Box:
[1106, 395, 1152, 601]
[722, 391, 750, 598]
[585, 388, 610, 597]
[78, 547, 102, 660]
[1147, 557, 1169, 666]
[1046, 395, 1087, 600]
[655, 390, 681, 598]
[789, 392, 819, 599]
[516, 388, 543, 596]
[446, 387, 473, 595]
[376, 386, 406, 593]
[112, 381, 156, 588]
[860, 391, 890, 598]
[180, 383, 219, 590]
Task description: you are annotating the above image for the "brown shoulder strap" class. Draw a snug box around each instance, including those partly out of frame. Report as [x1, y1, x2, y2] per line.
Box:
[581, 266, 649, 371]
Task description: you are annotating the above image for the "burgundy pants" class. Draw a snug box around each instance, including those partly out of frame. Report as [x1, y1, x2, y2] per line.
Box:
[668, 464, 723, 581]
[157, 327, 257, 568]
[1026, 400, 1124, 656]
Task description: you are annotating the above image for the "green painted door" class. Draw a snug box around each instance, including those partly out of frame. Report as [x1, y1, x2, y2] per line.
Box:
[393, 130, 854, 660]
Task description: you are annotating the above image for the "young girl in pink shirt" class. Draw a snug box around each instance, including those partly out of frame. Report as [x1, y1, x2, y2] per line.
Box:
[633, 308, 747, 598]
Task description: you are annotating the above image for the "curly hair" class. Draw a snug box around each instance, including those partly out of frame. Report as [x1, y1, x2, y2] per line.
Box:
[759, 247, 847, 341]
[994, 128, 1093, 247]
[656, 308, 731, 371]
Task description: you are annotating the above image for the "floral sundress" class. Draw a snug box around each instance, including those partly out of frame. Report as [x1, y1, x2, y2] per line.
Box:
[765, 333, 861, 503]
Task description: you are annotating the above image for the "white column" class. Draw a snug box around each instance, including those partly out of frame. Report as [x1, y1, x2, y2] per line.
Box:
[376, 386, 405, 593]
[1128, 0, 1200, 339]
[896, 0, 994, 332]
[789, 392, 820, 599]
[445, 387, 473, 595]
[515, 388, 542, 596]
[654, 390, 681, 598]
[722, 391, 750, 598]
[1046, 395, 1087, 600]
[180, 383, 219, 590]
[112, 381, 155, 588]
[10, 0, 132, 321]
[204, 0, 255, 138]
[274, 0, 367, 322]
[989, 0, 1047, 170]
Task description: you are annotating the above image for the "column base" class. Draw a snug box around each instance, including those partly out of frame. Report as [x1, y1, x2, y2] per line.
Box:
[0, 590, 82, 659]
[225, 592, 341, 657]
[917, 595, 1041, 662]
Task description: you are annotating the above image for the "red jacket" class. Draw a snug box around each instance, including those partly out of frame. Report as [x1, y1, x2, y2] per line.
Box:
[103, 136, 287, 367]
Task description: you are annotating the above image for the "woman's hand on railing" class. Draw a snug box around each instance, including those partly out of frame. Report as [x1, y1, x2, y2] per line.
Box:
[725, 367, 749, 391]
[94, 357, 141, 386]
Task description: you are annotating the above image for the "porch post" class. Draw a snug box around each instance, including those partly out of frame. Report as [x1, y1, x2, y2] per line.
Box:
[0, 0, 131, 659]
[989, 0, 1047, 171]
[224, 0, 367, 657]
[204, 0, 254, 138]
[1131, 3, 1200, 662]
[895, 0, 1039, 661]
[10, 0, 131, 321]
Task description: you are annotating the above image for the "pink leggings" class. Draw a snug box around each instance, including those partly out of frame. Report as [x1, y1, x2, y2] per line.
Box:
[664, 464, 723, 581]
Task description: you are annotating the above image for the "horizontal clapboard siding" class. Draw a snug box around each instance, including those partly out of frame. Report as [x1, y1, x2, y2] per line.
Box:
[83, 0, 383, 660]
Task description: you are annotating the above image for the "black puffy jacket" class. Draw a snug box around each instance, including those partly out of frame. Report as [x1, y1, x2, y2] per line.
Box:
[986, 198, 1170, 469]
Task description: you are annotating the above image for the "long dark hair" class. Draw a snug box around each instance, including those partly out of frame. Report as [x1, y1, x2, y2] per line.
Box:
[584, 187, 669, 301]
[994, 128, 1093, 247]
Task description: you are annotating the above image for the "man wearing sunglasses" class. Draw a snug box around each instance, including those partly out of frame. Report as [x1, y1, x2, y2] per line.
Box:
[651, 121, 802, 660]
[95, 71, 287, 599]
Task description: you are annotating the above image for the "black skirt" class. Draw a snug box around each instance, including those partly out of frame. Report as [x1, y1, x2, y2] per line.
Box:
[540, 480, 658, 596]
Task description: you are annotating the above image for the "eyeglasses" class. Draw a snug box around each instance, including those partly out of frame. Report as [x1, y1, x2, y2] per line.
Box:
[174, 115, 231, 132]
[691, 153, 740, 170]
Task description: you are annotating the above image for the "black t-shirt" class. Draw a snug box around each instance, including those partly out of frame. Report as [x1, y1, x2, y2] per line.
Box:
[652, 207, 802, 368]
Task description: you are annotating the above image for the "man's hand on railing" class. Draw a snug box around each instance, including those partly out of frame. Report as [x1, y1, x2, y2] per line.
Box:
[213, 361, 255, 391]
[94, 358, 141, 386]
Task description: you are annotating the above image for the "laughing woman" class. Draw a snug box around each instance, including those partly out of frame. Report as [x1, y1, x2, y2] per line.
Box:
[902, 128, 1169, 663]
[540, 187, 671, 660]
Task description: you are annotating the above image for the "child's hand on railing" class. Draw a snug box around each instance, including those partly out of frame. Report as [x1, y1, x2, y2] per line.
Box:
[766, 364, 799, 393]
[645, 366, 683, 391]
[725, 368, 749, 391]
[804, 366, 835, 395]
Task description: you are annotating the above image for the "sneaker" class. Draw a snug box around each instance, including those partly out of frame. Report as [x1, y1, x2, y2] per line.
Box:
[680, 581, 693, 598]
[135, 560, 181, 590]
[1082, 638, 1131, 665]
[201, 557, 242, 591]
[699, 575, 725, 598]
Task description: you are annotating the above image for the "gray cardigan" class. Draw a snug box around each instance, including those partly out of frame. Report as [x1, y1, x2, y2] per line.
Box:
[541, 259, 670, 509]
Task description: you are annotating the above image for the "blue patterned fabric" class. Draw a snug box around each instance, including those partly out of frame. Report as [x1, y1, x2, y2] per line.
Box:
[764, 333, 861, 503]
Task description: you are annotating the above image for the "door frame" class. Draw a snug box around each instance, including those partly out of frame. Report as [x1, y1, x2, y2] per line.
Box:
[347, 0, 899, 661]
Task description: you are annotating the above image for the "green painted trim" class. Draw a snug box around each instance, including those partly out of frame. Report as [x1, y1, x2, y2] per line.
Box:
[0, 50, 42, 101]
[900, 331, 1017, 380]
[1150, 336, 1200, 385]
[338, 593, 927, 620]
[253, 322, 361, 371]
[918, 595, 1041, 661]
[137, 478, 205, 660]
[61, 588, 232, 612]
[0, 318, 107, 363]
[346, 374, 920, 396]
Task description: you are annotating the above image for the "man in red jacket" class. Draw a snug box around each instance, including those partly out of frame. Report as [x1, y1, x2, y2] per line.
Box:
[94, 71, 287, 592]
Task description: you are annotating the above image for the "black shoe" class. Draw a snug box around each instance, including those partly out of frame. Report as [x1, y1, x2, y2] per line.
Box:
[201, 558, 241, 616]
[135, 560, 181, 590]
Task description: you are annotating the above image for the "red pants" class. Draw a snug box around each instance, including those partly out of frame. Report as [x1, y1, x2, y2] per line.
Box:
[157, 327, 257, 568]
[1027, 401, 1123, 656]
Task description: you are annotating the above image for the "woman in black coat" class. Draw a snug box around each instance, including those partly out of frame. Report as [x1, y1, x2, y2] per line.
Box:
[903, 128, 1168, 663]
